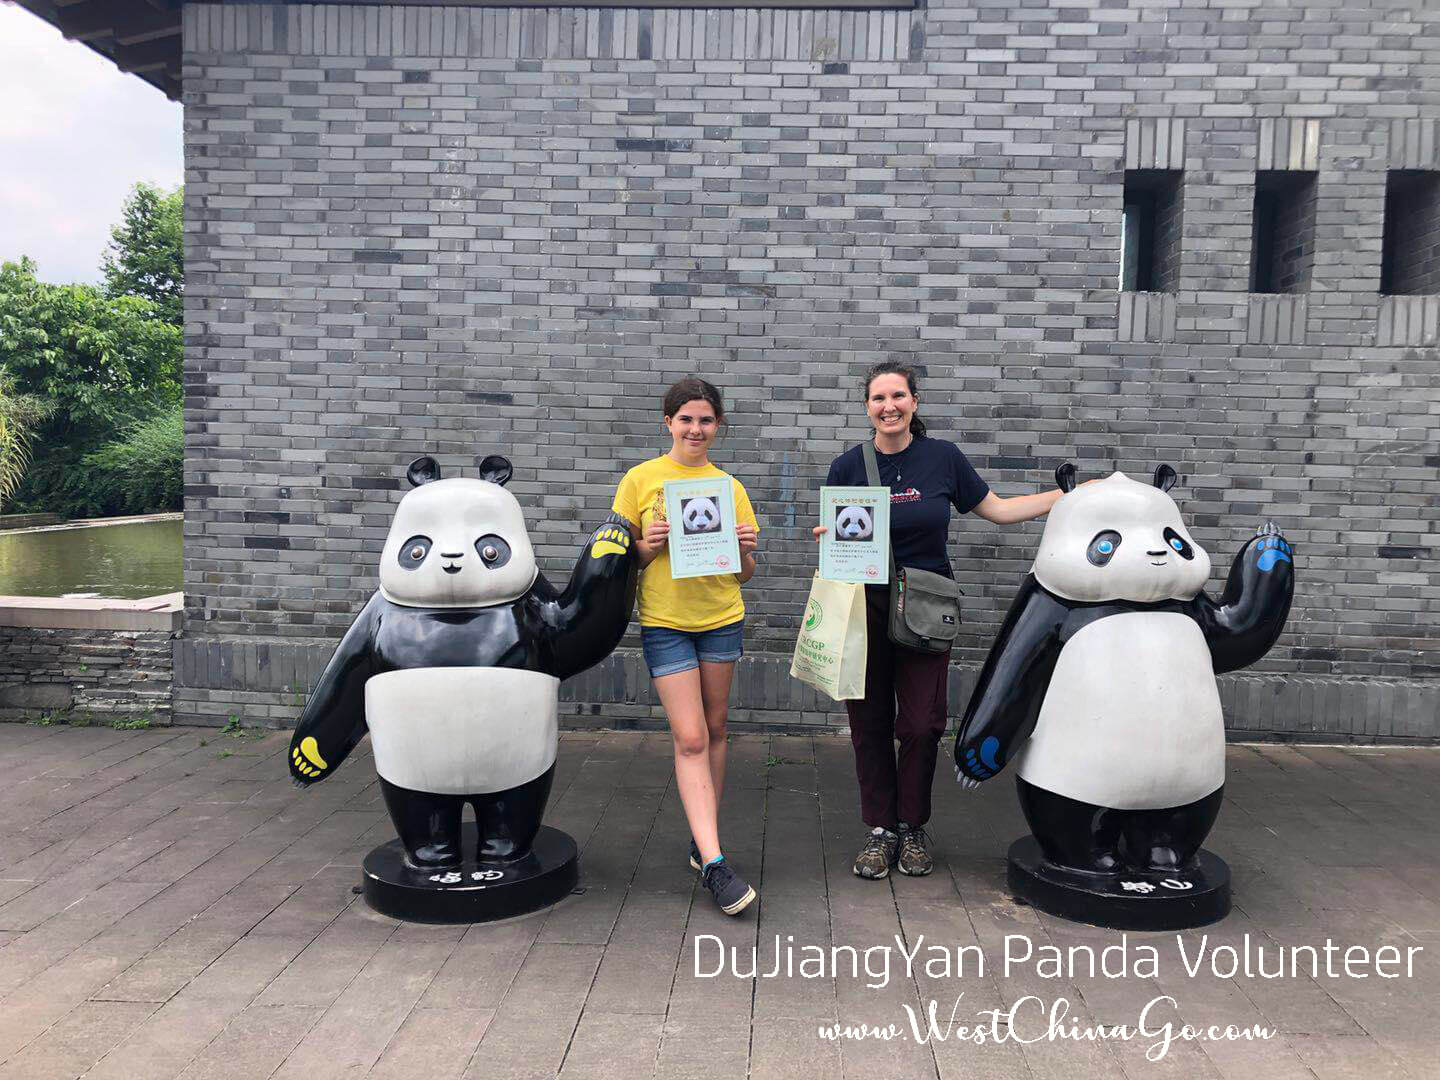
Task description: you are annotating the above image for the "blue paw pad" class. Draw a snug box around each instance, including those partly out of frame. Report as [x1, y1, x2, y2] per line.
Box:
[961, 737, 1002, 779]
[1256, 536, 1292, 572]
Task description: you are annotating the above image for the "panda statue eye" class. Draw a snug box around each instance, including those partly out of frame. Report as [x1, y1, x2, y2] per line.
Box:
[1086, 530, 1122, 567]
[1163, 527, 1194, 560]
[398, 535, 432, 570]
[474, 534, 512, 569]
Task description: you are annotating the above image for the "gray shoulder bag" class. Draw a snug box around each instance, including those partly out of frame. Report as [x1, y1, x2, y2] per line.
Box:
[862, 441, 963, 654]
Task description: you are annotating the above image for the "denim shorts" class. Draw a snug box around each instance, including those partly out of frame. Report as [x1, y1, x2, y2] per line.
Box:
[640, 620, 745, 678]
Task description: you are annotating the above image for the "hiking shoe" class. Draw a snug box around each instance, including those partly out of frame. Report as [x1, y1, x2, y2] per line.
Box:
[689, 840, 702, 872]
[701, 859, 756, 915]
[897, 824, 934, 876]
[853, 827, 899, 880]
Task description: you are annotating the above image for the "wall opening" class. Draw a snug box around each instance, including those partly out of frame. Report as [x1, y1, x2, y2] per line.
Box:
[1250, 171, 1318, 294]
[1380, 170, 1440, 295]
[1121, 170, 1184, 292]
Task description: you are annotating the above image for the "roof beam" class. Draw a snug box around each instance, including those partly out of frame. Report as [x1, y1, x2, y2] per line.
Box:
[55, 0, 178, 44]
[110, 36, 176, 75]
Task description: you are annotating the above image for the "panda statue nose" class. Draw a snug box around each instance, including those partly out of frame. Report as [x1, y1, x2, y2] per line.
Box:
[441, 551, 464, 559]
[1147, 549, 1167, 557]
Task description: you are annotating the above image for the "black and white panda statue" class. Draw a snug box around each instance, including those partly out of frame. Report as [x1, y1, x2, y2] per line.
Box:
[954, 464, 1294, 929]
[288, 454, 637, 921]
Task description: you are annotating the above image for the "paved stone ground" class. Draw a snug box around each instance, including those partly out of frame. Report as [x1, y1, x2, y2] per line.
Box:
[0, 724, 1436, 1079]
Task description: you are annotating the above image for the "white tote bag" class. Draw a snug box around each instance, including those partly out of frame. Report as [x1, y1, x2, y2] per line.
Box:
[789, 574, 867, 701]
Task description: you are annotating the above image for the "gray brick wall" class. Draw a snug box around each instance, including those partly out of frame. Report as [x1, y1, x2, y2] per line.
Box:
[179, 2, 1440, 737]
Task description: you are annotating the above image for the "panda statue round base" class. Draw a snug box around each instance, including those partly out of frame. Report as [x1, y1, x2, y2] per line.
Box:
[1006, 836, 1230, 931]
[363, 824, 578, 924]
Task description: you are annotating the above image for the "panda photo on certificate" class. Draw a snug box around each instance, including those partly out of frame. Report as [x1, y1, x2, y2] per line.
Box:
[820, 486, 890, 584]
[664, 477, 742, 578]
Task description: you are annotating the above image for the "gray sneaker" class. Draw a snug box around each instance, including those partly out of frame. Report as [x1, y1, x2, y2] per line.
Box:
[853, 827, 899, 879]
[701, 859, 756, 915]
[897, 824, 934, 876]
[689, 840, 702, 872]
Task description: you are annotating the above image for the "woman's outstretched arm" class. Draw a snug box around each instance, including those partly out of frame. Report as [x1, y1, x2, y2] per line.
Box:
[970, 488, 1066, 525]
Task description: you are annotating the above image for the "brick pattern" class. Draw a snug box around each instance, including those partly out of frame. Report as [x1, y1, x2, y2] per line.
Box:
[0, 627, 173, 723]
[1258, 118, 1321, 172]
[1125, 118, 1186, 171]
[1247, 294, 1308, 345]
[1116, 290, 1177, 343]
[183, 4, 919, 62]
[1388, 118, 1440, 171]
[180, 2, 1440, 733]
[174, 635, 1440, 741]
[1378, 295, 1440, 347]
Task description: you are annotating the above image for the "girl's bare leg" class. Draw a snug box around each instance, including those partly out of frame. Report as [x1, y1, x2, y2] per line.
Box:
[698, 660, 734, 807]
[655, 668, 722, 864]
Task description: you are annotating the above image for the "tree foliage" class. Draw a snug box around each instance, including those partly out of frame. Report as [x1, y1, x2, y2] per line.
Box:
[0, 257, 182, 517]
[101, 183, 184, 326]
[0, 257, 181, 435]
[82, 403, 183, 514]
[0, 369, 54, 508]
[1, 183, 186, 518]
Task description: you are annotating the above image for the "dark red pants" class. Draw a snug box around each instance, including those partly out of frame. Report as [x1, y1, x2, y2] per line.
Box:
[845, 585, 952, 830]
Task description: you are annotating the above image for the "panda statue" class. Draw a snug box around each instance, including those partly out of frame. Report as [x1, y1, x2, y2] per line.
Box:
[954, 464, 1294, 930]
[288, 454, 637, 922]
[835, 505, 874, 542]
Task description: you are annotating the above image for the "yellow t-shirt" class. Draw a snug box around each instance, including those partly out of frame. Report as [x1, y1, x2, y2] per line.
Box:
[611, 455, 759, 632]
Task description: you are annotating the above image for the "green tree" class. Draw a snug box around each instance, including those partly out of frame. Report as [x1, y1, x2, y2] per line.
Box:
[0, 369, 54, 508]
[0, 258, 180, 432]
[101, 183, 183, 326]
[0, 258, 181, 516]
[82, 403, 183, 513]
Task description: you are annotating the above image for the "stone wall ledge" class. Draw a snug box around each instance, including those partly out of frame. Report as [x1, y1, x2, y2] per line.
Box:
[0, 513, 63, 530]
[0, 594, 183, 632]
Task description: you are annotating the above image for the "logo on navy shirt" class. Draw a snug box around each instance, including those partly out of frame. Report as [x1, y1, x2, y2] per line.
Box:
[891, 487, 922, 504]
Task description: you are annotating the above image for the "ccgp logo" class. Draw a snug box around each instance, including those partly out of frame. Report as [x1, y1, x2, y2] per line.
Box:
[804, 598, 823, 632]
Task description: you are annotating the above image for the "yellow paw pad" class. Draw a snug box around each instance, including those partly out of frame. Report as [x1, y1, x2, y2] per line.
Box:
[590, 525, 631, 559]
[292, 736, 328, 778]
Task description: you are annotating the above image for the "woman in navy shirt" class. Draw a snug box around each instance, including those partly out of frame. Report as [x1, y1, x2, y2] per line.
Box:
[818, 361, 1068, 879]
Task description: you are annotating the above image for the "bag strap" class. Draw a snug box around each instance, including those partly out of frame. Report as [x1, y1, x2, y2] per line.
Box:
[861, 442, 899, 584]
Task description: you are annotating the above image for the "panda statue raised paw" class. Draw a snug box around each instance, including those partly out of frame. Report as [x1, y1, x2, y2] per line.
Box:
[954, 464, 1294, 930]
[289, 454, 638, 922]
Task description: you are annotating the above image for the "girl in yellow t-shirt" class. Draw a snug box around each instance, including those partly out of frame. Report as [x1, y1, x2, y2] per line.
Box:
[611, 377, 759, 916]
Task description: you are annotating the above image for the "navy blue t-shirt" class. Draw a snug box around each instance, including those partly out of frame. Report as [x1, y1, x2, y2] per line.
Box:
[826, 436, 990, 578]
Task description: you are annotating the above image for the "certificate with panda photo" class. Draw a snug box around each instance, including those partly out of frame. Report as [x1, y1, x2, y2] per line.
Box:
[664, 477, 742, 580]
[820, 487, 890, 585]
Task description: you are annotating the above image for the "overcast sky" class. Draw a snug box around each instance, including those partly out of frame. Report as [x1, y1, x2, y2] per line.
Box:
[0, 2, 183, 285]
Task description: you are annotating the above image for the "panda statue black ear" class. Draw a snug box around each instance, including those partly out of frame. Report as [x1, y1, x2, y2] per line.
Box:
[1152, 464, 1177, 492]
[1055, 462, 1077, 493]
[406, 456, 442, 487]
[478, 455, 513, 487]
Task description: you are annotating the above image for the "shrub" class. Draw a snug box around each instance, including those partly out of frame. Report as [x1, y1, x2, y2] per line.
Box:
[81, 404, 183, 514]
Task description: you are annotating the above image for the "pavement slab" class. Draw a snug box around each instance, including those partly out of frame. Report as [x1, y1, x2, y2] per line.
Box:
[0, 728, 1429, 1078]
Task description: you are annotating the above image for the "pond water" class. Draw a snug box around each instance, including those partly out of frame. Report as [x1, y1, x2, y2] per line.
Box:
[0, 518, 183, 599]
